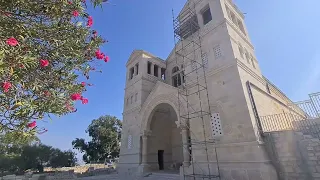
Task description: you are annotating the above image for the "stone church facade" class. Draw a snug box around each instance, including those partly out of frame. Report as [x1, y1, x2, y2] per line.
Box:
[117, 0, 309, 179]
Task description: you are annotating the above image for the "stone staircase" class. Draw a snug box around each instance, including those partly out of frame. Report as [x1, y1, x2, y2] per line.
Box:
[142, 172, 180, 180]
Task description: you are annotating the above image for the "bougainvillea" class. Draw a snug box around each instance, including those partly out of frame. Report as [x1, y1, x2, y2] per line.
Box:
[0, 0, 110, 142]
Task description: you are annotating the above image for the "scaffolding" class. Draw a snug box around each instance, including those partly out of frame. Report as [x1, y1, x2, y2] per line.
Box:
[172, 0, 221, 179]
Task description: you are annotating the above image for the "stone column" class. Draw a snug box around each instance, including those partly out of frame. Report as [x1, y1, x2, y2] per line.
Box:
[141, 130, 152, 165]
[151, 63, 154, 76]
[158, 67, 161, 78]
[176, 121, 190, 167]
[134, 64, 137, 77]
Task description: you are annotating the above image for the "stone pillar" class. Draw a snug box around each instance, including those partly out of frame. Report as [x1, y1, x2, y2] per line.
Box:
[176, 121, 190, 167]
[141, 135, 148, 165]
[158, 66, 161, 78]
[139, 130, 152, 174]
[134, 64, 137, 77]
[151, 63, 154, 76]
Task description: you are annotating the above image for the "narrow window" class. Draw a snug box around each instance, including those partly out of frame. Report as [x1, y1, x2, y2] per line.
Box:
[172, 66, 181, 87]
[161, 68, 166, 80]
[226, 7, 232, 19]
[237, 19, 246, 35]
[154, 65, 159, 77]
[147, 62, 151, 74]
[131, 96, 133, 104]
[213, 45, 222, 59]
[245, 50, 250, 64]
[202, 6, 212, 25]
[238, 44, 244, 58]
[230, 12, 237, 24]
[266, 83, 271, 94]
[126, 98, 129, 106]
[135, 93, 138, 102]
[129, 67, 134, 79]
[251, 55, 256, 69]
[135, 63, 139, 75]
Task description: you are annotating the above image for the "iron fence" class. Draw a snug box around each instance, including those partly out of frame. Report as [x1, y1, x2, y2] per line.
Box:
[259, 112, 320, 139]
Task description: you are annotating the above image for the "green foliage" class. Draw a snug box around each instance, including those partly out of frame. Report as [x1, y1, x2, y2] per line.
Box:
[0, 143, 77, 175]
[0, 0, 109, 140]
[72, 115, 122, 163]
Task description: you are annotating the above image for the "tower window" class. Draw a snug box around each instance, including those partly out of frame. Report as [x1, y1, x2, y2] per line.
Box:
[202, 6, 212, 25]
[251, 55, 256, 69]
[154, 65, 159, 77]
[266, 83, 271, 94]
[172, 66, 182, 87]
[129, 67, 134, 79]
[245, 50, 250, 64]
[237, 19, 246, 35]
[147, 61, 151, 74]
[238, 44, 244, 58]
[135, 93, 138, 102]
[131, 95, 133, 104]
[135, 63, 139, 75]
[213, 45, 222, 59]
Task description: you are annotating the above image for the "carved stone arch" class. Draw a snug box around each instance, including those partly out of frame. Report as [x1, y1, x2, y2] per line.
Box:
[140, 93, 187, 133]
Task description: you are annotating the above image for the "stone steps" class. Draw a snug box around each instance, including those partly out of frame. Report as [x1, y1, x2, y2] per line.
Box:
[143, 172, 180, 180]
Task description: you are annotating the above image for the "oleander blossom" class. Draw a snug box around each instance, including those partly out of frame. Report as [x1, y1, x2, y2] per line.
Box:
[39, 59, 49, 67]
[87, 16, 93, 27]
[2, 81, 12, 92]
[70, 93, 82, 101]
[27, 121, 36, 128]
[81, 97, 88, 104]
[6, 37, 18, 46]
[73, 10, 79, 17]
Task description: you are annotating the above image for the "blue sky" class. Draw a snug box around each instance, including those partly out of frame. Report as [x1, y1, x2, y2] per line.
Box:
[39, 0, 320, 162]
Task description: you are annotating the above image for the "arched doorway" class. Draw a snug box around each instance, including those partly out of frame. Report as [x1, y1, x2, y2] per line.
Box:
[145, 103, 183, 171]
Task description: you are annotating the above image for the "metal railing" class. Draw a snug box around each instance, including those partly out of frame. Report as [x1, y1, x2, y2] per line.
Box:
[259, 112, 320, 139]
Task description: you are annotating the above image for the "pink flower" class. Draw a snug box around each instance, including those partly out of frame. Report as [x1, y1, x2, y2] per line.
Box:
[104, 56, 110, 62]
[68, 1, 72, 4]
[73, 10, 79, 17]
[81, 97, 88, 104]
[6, 37, 18, 46]
[40, 59, 49, 67]
[27, 121, 36, 128]
[44, 91, 51, 97]
[2, 81, 11, 93]
[95, 49, 104, 59]
[70, 93, 82, 101]
[87, 16, 93, 27]
[81, 82, 86, 86]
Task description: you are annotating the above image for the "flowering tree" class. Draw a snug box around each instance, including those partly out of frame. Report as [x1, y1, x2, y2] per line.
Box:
[0, 0, 110, 142]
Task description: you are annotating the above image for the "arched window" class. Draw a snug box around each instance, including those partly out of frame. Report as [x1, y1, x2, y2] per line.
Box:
[172, 66, 179, 74]
[238, 44, 244, 58]
[172, 66, 182, 87]
[244, 49, 250, 64]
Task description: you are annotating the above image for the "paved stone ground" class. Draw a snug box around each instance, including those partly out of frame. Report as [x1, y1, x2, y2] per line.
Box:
[77, 172, 180, 180]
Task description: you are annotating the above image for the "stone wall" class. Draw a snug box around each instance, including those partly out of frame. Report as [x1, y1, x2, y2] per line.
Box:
[264, 131, 320, 180]
[44, 164, 107, 174]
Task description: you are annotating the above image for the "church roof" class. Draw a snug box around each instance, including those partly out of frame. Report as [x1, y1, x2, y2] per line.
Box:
[126, 50, 165, 66]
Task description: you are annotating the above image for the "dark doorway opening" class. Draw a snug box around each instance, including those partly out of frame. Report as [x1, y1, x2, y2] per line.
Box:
[158, 150, 164, 170]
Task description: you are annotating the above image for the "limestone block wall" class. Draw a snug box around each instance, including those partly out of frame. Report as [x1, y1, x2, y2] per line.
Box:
[265, 131, 320, 180]
[43, 164, 107, 174]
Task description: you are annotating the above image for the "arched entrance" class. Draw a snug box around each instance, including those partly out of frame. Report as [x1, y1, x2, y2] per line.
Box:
[144, 103, 183, 171]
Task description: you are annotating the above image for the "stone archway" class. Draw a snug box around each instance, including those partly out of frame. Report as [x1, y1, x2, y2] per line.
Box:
[146, 103, 183, 171]
[139, 93, 191, 173]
